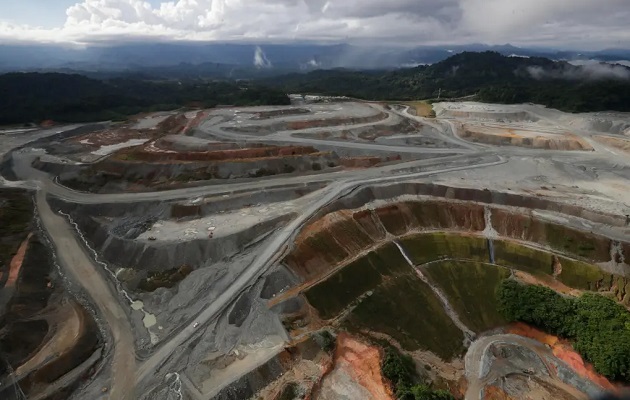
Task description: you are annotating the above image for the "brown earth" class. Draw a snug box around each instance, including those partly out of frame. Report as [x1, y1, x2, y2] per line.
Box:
[403, 102, 436, 118]
[286, 112, 388, 130]
[339, 155, 402, 169]
[6, 233, 32, 288]
[356, 119, 423, 141]
[0, 234, 100, 399]
[72, 127, 154, 147]
[157, 114, 189, 134]
[71, 112, 193, 149]
[340, 157, 383, 169]
[483, 385, 518, 400]
[490, 208, 612, 262]
[594, 135, 630, 154]
[507, 323, 618, 393]
[461, 126, 593, 151]
[314, 333, 394, 400]
[484, 376, 583, 400]
[283, 196, 629, 304]
[514, 271, 583, 297]
[115, 144, 321, 163]
[284, 201, 486, 282]
[182, 110, 209, 134]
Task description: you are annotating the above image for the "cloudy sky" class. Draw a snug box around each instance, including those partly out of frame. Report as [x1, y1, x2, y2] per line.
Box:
[1, 0, 629, 49]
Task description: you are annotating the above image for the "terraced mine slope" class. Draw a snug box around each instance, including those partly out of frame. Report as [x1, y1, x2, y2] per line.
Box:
[1, 99, 630, 399]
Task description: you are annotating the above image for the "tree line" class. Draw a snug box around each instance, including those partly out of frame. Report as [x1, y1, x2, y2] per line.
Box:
[497, 279, 630, 382]
[0, 72, 290, 125]
[267, 52, 630, 113]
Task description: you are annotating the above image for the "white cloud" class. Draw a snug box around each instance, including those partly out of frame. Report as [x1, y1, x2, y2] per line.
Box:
[0, 0, 628, 48]
[254, 45, 272, 68]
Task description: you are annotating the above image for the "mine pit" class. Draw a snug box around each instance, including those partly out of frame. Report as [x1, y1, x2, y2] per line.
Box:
[3, 99, 630, 400]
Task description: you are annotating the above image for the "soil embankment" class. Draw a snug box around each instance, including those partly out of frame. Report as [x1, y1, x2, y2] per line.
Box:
[285, 197, 627, 285]
[508, 323, 618, 392]
[460, 126, 593, 151]
[315, 333, 394, 400]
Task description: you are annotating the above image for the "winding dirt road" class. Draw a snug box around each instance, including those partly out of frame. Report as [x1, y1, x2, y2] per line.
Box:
[36, 191, 136, 400]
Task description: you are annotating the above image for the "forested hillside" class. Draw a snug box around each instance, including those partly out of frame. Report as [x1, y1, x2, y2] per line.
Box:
[0, 73, 290, 124]
[3, 52, 630, 125]
[270, 52, 630, 112]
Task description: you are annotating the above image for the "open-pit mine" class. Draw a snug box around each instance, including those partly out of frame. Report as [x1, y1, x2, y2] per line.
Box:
[1, 99, 630, 400]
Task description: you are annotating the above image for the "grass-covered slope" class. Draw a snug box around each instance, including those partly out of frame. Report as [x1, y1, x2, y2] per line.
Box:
[346, 273, 466, 360]
[424, 261, 510, 333]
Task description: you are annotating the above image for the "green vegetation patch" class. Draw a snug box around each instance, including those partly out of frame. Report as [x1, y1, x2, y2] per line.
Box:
[544, 223, 610, 261]
[137, 265, 193, 292]
[278, 382, 300, 400]
[0, 72, 291, 124]
[301, 232, 350, 265]
[334, 217, 376, 252]
[382, 347, 453, 400]
[387, 232, 610, 294]
[0, 189, 33, 270]
[305, 242, 409, 320]
[424, 261, 510, 333]
[399, 233, 488, 265]
[493, 240, 553, 276]
[346, 273, 465, 360]
[497, 280, 630, 382]
[272, 52, 630, 113]
[556, 257, 610, 290]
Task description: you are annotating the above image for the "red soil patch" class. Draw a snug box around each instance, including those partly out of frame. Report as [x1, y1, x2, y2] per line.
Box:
[514, 271, 582, 297]
[182, 110, 209, 134]
[461, 126, 593, 151]
[507, 323, 617, 392]
[157, 114, 189, 134]
[316, 333, 394, 400]
[483, 385, 517, 400]
[6, 233, 32, 288]
[340, 157, 381, 168]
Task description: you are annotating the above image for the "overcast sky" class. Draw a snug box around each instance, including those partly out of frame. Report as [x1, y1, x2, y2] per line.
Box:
[1, 0, 629, 49]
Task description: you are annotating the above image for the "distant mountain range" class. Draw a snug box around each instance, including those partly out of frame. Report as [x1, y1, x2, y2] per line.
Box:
[1, 42, 630, 78]
[2, 51, 630, 125]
